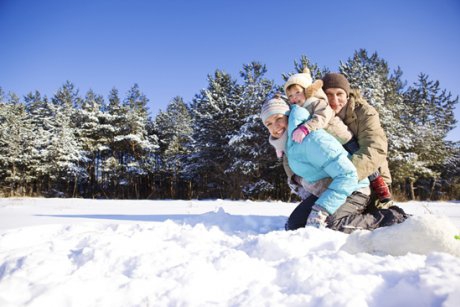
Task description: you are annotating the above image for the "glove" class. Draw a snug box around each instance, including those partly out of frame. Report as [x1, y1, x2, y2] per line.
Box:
[370, 175, 392, 203]
[287, 176, 311, 200]
[306, 205, 329, 228]
[292, 125, 309, 143]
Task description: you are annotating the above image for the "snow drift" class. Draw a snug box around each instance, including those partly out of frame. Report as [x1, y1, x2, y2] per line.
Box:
[0, 198, 459, 307]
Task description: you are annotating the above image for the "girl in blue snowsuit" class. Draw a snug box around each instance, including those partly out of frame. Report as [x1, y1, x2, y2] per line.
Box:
[286, 104, 369, 226]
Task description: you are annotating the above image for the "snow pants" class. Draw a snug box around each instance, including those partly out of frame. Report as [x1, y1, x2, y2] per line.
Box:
[285, 191, 408, 234]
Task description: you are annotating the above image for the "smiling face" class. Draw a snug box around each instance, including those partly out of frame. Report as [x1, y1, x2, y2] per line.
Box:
[286, 84, 306, 105]
[264, 113, 288, 139]
[325, 88, 348, 114]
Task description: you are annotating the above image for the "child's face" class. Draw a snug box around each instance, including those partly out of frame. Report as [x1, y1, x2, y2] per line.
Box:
[287, 84, 306, 105]
[264, 114, 288, 138]
[325, 88, 348, 114]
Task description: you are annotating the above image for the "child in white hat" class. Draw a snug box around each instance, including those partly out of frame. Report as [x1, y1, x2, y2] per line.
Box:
[284, 67, 355, 145]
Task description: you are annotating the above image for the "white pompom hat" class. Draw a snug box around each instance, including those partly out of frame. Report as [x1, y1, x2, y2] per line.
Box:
[283, 67, 313, 95]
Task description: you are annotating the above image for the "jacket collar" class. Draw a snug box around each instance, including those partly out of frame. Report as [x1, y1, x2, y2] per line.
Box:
[268, 130, 287, 153]
[344, 94, 358, 124]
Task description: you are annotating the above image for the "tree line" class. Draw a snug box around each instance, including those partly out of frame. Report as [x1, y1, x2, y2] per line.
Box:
[1, 49, 459, 200]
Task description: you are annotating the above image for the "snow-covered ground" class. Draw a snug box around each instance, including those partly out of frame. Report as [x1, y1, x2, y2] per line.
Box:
[0, 198, 459, 307]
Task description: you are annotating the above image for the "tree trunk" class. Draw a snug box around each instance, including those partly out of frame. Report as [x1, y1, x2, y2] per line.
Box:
[406, 177, 415, 200]
[73, 176, 78, 198]
[429, 177, 436, 200]
[187, 181, 192, 200]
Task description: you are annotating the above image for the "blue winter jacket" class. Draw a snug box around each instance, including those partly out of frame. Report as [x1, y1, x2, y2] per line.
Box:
[286, 105, 369, 214]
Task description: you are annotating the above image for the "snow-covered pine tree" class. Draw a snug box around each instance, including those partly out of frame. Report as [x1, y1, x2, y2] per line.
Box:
[107, 87, 123, 115]
[0, 90, 7, 191]
[24, 91, 56, 195]
[93, 92, 118, 193]
[0, 93, 36, 196]
[226, 62, 286, 199]
[186, 70, 242, 198]
[404, 74, 457, 139]
[73, 89, 112, 197]
[123, 83, 149, 117]
[441, 142, 460, 199]
[102, 88, 125, 197]
[154, 96, 193, 198]
[49, 82, 87, 197]
[52, 81, 82, 109]
[340, 49, 459, 199]
[113, 84, 154, 198]
[399, 74, 459, 198]
[143, 115, 160, 198]
[282, 55, 329, 84]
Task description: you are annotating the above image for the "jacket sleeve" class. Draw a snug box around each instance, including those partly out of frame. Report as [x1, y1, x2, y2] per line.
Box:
[326, 116, 354, 145]
[350, 103, 388, 181]
[303, 91, 335, 132]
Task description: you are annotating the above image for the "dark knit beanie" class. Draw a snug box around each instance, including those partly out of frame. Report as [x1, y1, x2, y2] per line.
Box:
[322, 73, 350, 96]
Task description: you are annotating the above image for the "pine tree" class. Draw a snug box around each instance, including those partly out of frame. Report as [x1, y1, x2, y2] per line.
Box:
[404, 74, 457, 138]
[0, 93, 36, 196]
[226, 62, 286, 199]
[341, 49, 459, 199]
[123, 83, 149, 116]
[187, 70, 242, 198]
[0, 88, 5, 104]
[48, 82, 86, 196]
[24, 91, 56, 194]
[102, 88, 125, 197]
[154, 96, 193, 198]
[52, 81, 82, 109]
[399, 74, 459, 198]
[110, 84, 154, 198]
[441, 142, 460, 199]
[73, 89, 112, 197]
[282, 55, 329, 84]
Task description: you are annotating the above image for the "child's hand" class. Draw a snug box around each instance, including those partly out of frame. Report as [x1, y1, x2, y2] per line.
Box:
[292, 125, 309, 143]
[275, 150, 284, 158]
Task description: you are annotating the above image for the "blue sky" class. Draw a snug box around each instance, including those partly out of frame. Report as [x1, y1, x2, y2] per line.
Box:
[1, 0, 459, 140]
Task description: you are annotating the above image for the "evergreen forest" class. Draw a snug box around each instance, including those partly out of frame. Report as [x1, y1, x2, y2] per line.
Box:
[1, 50, 459, 200]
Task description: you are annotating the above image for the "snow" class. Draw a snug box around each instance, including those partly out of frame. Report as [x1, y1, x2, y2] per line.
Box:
[0, 198, 459, 307]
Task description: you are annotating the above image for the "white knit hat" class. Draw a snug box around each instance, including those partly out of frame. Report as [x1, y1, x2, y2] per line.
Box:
[283, 67, 313, 95]
[260, 93, 290, 123]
